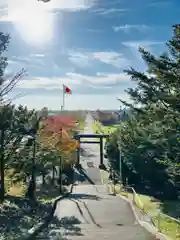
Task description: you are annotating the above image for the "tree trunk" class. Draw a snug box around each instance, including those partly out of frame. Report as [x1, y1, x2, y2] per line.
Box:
[42, 173, 45, 185]
[26, 179, 36, 200]
[52, 166, 55, 184]
[24, 176, 27, 183]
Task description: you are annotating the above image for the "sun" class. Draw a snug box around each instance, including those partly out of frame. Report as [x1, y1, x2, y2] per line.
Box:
[9, 2, 54, 45]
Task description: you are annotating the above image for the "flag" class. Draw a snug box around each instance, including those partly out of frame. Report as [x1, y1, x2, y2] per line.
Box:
[63, 84, 72, 94]
[62, 84, 72, 110]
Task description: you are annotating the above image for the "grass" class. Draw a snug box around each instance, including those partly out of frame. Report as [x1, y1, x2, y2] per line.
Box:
[92, 121, 119, 136]
[0, 181, 67, 239]
[92, 121, 119, 149]
[91, 122, 105, 148]
[101, 125, 118, 134]
[154, 214, 180, 240]
[8, 182, 27, 196]
[107, 184, 180, 240]
[77, 120, 85, 131]
[92, 121, 101, 133]
[132, 192, 180, 239]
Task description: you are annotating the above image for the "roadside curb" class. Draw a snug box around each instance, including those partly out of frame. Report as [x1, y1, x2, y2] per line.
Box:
[22, 184, 75, 240]
[113, 190, 172, 240]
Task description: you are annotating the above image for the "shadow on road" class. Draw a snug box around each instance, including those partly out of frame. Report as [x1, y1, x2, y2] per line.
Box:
[37, 216, 84, 239]
[74, 168, 95, 185]
[75, 167, 96, 185]
[70, 199, 90, 224]
[74, 166, 102, 193]
[82, 201, 102, 228]
[80, 148, 96, 158]
[69, 193, 102, 201]
[69, 199, 102, 228]
[36, 183, 68, 200]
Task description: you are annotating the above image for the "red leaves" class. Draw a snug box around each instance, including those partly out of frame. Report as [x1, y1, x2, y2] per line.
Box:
[39, 115, 79, 154]
[44, 115, 77, 133]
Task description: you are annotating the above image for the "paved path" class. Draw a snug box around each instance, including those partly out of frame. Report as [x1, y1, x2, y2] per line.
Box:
[44, 113, 156, 240]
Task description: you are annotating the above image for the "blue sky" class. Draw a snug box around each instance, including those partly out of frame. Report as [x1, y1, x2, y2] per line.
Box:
[0, 0, 179, 110]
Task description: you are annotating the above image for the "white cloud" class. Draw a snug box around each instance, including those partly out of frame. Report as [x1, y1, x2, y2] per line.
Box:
[122, 40, 164, 68]
[39, 0, 96, 11]
[68, 51, 91, 68]
[122, 41, 163, 49]
[92, 8, 128, 15]
[0, 0, 96, 22]
[11, 93, 130, 110]
[122, 41, 164, 58]
[68, 50, 130, 68]
[66, 72, 130, 85]
[113, 24, 149, 33]
[92, 51, 130, 68]
[29, 54, 45, 58]
[15, 72, 130, 90]
[16, 76, 80, 90]
[10, 55, 45, 66]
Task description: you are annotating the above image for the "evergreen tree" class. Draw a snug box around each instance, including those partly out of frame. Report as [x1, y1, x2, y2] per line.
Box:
[0, 32, 26, 202]
[107, 25, 180, 200]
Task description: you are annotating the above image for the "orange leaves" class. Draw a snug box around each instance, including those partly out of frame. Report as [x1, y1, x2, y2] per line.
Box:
[38, 115, 78, 155]
[44, 115, 77, 132]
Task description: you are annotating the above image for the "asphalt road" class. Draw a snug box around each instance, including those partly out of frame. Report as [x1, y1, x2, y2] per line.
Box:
[45, 113, 156, 240]
[74, 113, 103, 184]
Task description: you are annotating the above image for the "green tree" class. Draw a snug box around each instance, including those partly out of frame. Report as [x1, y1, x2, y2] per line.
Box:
[0, 32, 26, 202]
[107, 25, 180, 200]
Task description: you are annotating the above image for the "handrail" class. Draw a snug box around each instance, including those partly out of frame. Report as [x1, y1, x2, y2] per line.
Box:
[160, 212, 180, 223]
[128, 186, 180, 223]
[130, 187, 144, 210]
[119, 185, 180, 238]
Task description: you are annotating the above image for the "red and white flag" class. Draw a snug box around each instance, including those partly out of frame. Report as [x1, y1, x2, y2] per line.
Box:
[63, 84, 72, 94]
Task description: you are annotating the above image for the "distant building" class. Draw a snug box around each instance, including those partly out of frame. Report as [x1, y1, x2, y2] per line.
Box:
[95, 110, 119, 125]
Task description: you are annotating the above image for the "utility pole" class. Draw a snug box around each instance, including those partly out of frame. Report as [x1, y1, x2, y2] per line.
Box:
[26, 114, 41, 200]
[59, 155, 63, 193]
[26, 129, 37, 200]
[113, 169, 116, 195]
[59, 127, 63, 193]
[31, 136, 36, 200]
[118, 141, 122, 186]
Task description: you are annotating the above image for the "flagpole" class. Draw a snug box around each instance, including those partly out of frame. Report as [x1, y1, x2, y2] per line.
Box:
[62, 84, 65, 110]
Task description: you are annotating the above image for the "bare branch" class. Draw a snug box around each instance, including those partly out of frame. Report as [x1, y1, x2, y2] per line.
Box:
[3, 92, 27, 105]
[0, 68, 27, 97]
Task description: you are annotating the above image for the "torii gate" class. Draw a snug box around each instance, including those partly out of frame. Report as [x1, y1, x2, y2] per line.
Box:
[74, 133, 109, 169]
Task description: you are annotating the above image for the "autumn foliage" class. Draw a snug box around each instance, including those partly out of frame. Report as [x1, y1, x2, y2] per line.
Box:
[38, 115, 79, 159]
[44, 115, 77, 132]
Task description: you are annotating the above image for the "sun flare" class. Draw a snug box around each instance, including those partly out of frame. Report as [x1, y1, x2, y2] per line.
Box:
[9, 2, 54, 45]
